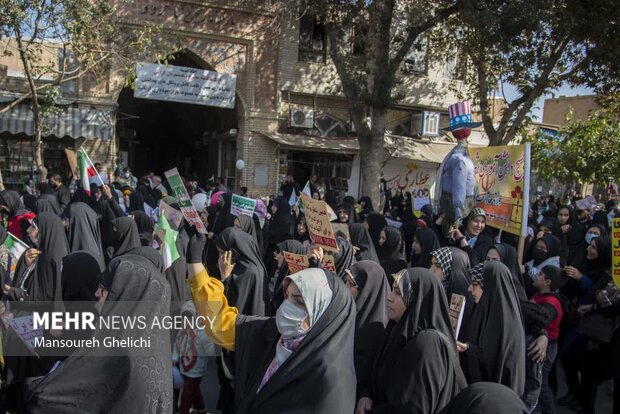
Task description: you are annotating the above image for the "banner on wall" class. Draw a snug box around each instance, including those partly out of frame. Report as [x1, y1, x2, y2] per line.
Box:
[467, 144, 531, 237]
[135, 62, 236, 108]
[383, 160, 436, 213]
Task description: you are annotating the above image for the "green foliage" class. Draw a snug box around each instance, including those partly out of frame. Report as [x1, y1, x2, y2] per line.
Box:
[530, 104, 620, 186]
[444, 0, 620, 145]
[0, 0, 180, 103]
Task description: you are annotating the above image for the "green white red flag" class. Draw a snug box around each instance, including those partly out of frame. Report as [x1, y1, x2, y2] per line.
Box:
[78, 148, 104, 195]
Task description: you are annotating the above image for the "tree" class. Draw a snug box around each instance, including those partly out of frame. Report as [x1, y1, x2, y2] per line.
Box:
[529, 102, 620, 187]
[0, 0, 177, 180]
[449, 0, 620, 146]
[287, 0, 460, 207]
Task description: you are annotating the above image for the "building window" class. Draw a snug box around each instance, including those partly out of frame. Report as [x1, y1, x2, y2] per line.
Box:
[403, 35, 427, 75]
[444, 53, 466, 80]
[313, 114, 348, 137]
[423, 112, 440, 136]
[411, 111, 440, 137]
[299, 15, 326, 63]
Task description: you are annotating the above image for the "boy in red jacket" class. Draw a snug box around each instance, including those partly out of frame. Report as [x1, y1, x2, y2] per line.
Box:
[531, 265, 567, 414]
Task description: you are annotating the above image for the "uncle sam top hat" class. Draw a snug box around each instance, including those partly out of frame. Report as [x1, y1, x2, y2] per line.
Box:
[443, 101, 482, 131]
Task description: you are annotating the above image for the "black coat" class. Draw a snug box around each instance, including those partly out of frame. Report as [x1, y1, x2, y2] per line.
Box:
[233, 270, 356, 413]
[349, 261, 390, 398]
[368, 268, 466, 413]
[25, 255, 173, 413]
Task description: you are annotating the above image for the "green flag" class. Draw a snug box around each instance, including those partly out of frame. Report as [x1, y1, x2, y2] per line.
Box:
[156, 214, 179, 270]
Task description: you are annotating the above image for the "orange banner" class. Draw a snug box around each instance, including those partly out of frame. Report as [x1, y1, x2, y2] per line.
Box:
[301, 194, 338, 252]
[283, 251, 336, 274]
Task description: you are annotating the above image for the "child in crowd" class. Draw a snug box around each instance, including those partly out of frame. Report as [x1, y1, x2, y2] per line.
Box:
[530, 265, 567, 414]
[172, 301, 215, 414]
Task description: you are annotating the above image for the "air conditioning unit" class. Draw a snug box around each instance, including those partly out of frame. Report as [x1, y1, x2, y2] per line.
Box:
[289, 109, 314, 129]
[410, 112, 423, 137]
[410, 111, 440, 137]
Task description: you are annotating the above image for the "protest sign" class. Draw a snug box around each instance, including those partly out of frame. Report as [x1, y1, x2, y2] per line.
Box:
[575, 196, 597, 211]
[468, 143, 531, 236]
[331, 223, 350, 241]
[449, 294, 466, 340]
[301, 194, 338, 252]
[321, 255, 336, 272]
[64, 148, 78, 179]
[164, 168, 207, 233]
[283, 251, 336, 273]
[283, 251, 309, 274]
[231, 194, 257, 217]
[9, 315, 43, 357]
[412, 194, 431, 212]
[612, 218, 620, 288]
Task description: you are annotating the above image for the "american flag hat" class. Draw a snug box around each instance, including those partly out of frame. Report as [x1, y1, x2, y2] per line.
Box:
[443, 101, 483, 131]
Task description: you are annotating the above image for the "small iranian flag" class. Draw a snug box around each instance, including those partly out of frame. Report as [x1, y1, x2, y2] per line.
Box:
[3, 232, 28, 280]
[3, 232, 28, 261]
[78, 148, 104, 195]
[156, 213, 180, 270]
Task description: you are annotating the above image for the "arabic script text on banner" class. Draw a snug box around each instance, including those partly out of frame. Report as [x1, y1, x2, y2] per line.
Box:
[467, 144, 531, 237]
[231, 194, 257, 217]
[300, 194, 338, 252]
[164, 168, 207, 233]
[283, 251, 336, 273]
[135, 62, 236, 109]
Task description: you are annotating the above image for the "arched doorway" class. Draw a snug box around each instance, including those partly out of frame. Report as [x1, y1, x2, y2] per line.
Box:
[116, 50, 241, 185]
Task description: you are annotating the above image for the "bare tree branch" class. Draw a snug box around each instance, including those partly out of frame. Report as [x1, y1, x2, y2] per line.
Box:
[387, 2, 459, 76]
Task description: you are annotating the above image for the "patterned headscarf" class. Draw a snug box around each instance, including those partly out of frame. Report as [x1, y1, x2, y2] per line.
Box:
[431, 247, 453, 289]
[468, 262, 485, 286]
[393, 269, 413, 304]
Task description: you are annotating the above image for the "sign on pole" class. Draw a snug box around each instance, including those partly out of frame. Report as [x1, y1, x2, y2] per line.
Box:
[164, 167, 207, 233]
[301, 194, 338, 252]
[468, 143, 531, 237]
[231, 194, 257, 217]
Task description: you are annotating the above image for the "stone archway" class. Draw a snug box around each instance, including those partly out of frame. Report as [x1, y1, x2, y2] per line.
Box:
[115, 48, 246, 186]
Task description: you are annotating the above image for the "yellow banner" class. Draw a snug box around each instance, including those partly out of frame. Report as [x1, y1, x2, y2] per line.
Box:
[612, 218, 620, 288]
[467, 144, 531, 236]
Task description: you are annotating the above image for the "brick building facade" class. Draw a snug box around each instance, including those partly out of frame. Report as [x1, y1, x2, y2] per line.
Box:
[1, 0, 476, 200]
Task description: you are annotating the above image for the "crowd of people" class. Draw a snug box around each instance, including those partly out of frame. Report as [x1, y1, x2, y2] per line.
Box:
[0, 168, 618, 414]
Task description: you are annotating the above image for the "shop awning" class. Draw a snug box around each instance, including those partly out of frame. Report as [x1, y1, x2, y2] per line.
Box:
[256, 131, 456, 163]
[0, 101, 115, 140]
[384, 134, 455, 164]
[255, 131, 359, 153]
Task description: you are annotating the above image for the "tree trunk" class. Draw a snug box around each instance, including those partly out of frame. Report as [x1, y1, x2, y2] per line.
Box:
[14, 31, 48, 182]
[358, 110, 386, 210]
[33, 131, 47, 182]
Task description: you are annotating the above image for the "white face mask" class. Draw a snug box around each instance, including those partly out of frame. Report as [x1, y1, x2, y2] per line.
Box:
[275, 299, 308, 339]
